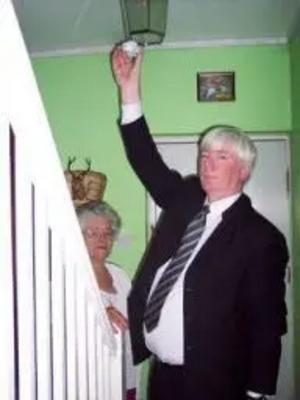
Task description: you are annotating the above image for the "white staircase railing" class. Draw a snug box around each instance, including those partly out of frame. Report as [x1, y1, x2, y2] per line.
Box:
[0, 1, 124, 399]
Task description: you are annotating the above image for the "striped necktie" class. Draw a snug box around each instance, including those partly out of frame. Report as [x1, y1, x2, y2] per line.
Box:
[144, 205, 210, 333]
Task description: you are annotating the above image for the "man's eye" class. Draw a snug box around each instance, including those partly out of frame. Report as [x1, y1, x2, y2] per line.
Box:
[218, 153, 229, 160]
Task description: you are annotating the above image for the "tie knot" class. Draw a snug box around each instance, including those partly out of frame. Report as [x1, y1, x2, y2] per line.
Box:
[201, 204, 210, 216]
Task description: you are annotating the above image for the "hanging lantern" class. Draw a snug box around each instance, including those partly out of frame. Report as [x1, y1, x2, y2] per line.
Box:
[120, 0, 168, 45]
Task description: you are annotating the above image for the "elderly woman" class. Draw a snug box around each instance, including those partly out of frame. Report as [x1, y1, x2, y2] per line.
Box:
[76, 200, 138, 400]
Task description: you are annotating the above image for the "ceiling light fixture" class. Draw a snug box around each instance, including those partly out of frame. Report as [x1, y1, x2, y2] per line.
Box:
[119, 0, 168, 45]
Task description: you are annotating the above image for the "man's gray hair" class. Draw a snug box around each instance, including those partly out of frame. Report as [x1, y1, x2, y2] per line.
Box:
[199, 125, 257, 172]
[76, 200, 122, 239]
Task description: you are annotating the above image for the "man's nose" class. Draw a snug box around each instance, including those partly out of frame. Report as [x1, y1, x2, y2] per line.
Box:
[205, 156, 216, 171]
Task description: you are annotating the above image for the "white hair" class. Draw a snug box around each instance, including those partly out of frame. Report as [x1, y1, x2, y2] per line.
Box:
[199, 125, 257, 172]
[76, 200, 121, 239]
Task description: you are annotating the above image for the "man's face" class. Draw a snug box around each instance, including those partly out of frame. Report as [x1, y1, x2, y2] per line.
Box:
[199, 141, 249, 201]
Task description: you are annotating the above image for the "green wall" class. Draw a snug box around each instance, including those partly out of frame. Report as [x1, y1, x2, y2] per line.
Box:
[32, 42, 295, 400]
[289, 36, 300, 398]
[33, 43, 291, 279]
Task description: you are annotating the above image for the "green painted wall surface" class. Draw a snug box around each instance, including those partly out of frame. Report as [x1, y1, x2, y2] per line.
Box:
[33, 44, 291, 279]
[32, 43, 293, 400]
[33, 54, 146, 277]
[289, 37, 300, 398]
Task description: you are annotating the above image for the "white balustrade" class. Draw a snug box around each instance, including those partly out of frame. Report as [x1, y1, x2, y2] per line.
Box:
[0, 1, 124, 398]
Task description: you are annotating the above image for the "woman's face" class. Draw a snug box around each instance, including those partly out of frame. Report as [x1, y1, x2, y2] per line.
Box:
[82, 216, 114, 263]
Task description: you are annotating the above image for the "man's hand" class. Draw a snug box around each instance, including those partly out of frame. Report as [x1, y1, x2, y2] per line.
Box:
[111, 45, 143, 104]
[106, 306, 128, 333]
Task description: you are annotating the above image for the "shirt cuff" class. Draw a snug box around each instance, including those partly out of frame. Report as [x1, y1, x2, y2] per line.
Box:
[247, 391, 266, 398]
[121, 102, 142, 125]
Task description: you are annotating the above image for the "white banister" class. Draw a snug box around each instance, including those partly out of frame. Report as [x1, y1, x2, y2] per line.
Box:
[0, 117, 15, 400]
[0, 0, 124, 399]
[34, 191, 52, 400]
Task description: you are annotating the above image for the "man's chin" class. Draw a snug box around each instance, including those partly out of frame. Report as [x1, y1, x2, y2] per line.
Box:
[201, 182, 216, 194]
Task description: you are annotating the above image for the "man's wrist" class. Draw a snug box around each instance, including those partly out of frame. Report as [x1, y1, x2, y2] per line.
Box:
[121, 102, 142, 124]
[120, 87, 140, 105]
[246, 391, 269, 400]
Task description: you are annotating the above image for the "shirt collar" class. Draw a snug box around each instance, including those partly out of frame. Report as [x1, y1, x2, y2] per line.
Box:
[206, 193, 241, 217]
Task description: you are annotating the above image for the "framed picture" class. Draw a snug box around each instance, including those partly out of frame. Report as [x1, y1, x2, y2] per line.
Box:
[197, 71, 235, 102]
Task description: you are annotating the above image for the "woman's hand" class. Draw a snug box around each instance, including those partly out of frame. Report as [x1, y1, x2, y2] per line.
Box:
[106, 306, 128, 333]
[126, 388, 136, 400]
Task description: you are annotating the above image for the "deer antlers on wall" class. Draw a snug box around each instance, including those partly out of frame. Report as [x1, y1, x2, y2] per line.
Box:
[64, 157, 107, 208]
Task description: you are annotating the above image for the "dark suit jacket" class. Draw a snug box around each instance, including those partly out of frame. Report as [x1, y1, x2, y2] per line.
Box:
[120, 116, 288, 399]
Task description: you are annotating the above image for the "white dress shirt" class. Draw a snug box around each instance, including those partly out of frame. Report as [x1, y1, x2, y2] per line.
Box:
[121, 102, 142, 124]
[144, 195, 240, 364]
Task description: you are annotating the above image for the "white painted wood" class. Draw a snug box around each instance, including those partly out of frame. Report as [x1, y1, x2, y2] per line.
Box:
[34, 192, 52, 400]
[149, 135, 294, 400]
[245, 139, 294, 400]
[51, 228, 67, 400]
[76, 283, 88, 400]
[65, 257, 78, 399]
[0, 1, 124, 399]
[0, 118, 15, 400]
[31, 37, 287, 58]
[14, 130, 36, 400]
[111, 332, 126, 400]
[103, 342, 111, 399]
[87, 305, 97, 399]
[97, 328, 105, 400]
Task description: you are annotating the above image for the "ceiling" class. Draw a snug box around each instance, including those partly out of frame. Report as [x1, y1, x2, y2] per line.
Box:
[12, 0, 300, 56]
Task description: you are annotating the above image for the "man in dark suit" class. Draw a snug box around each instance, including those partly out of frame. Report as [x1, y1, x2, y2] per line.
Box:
[111, 46, 288, 400]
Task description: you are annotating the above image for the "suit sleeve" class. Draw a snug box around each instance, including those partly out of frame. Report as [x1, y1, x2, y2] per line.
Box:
[119, 116, 185, 210]
[243, 233, 288, 394]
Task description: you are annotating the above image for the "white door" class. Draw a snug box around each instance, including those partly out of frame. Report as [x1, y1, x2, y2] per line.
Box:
[148, 136, 294, 400]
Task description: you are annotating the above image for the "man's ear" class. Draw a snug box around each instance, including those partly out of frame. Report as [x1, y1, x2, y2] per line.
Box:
[240, 165, 251, 183]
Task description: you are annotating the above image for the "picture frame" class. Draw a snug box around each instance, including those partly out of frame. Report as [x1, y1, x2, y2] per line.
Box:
[197, 71, 235, 102]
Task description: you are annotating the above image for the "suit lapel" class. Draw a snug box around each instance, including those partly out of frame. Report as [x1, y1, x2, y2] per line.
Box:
[186, 194, 252, 276]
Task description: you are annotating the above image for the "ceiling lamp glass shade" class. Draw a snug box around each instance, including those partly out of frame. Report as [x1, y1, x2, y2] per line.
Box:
[120, 0, 168, 45]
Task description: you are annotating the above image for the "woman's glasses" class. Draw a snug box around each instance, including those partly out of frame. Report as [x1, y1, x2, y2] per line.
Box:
[83, 227, 113, 240]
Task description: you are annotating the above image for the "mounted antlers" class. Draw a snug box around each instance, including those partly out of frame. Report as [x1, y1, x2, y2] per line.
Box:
[64, 157, 107, 208]
[67, 156, 91, 172]
[67, 156, 77, 171]
[85, 157, 91, 171]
